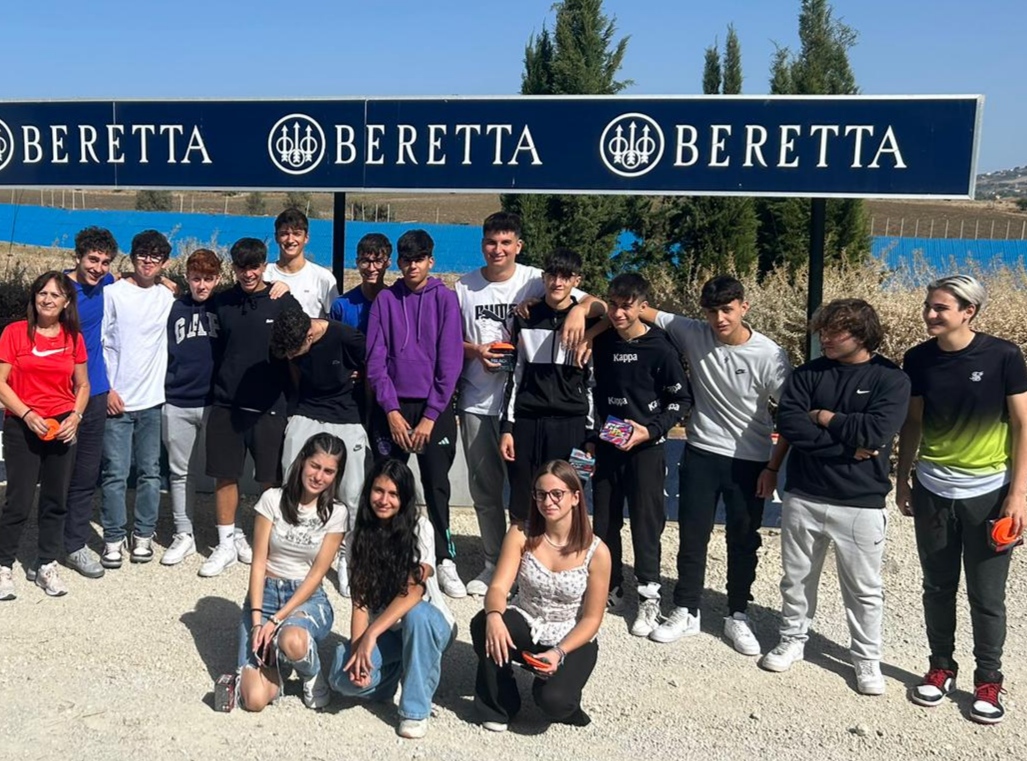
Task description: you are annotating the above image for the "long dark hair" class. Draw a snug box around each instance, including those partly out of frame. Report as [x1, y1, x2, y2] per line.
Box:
[280, 433, 346, 527]
[349, 459, 424, 612]
[524, 460, 593, 556]
[27, 271, 80, 344]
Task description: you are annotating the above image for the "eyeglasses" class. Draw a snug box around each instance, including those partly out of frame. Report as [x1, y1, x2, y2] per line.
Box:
[532, 488, 568, 503]
[357, 257, 388, 267]
[134, 253, 166, 263]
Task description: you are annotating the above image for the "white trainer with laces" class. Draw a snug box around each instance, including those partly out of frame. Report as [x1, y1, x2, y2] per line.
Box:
[723, 612, 761, 656]
[759, 638, 805, 672]
[466, 563, 495, 597]
[630, 598, 662, 638]
[35, 561, 68, 597]
[199, 543, 238, 578]
[234, 532, 253, 564]
[161, 533, 196, 566]
[649, 607, 700, 643]
[437, 559, 467, 599]
[398, 718, 429, 739]
[101, 538, 128, 569]
[854, 658, 886, 695]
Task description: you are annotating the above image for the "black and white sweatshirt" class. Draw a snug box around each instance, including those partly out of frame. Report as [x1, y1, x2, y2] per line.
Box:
[591, 325, 692, 448]
[501, 298, 595, 432]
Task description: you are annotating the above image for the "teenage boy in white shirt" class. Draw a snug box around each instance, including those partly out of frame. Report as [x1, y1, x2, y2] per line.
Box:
[264, 208, 338, 318]
[455, 211, 603, 596]
[99, 230, 176, 568]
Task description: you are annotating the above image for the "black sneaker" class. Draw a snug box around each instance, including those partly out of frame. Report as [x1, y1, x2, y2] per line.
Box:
[971, 677, 1006, 725]
[606, 586, 625, 613]
[911, 666, 957, 707]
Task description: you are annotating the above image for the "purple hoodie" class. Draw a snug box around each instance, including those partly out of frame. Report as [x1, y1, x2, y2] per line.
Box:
[366, 276, 463, 421]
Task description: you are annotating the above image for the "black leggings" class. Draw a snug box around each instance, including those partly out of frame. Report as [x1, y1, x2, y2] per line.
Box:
[471, 608, 597, 724]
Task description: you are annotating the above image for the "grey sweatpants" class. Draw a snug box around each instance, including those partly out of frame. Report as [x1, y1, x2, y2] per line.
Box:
[161, 404, 209, 535]
[281, 415, 369, 531]
[458, 411, 508, 566]
[778, 492, 888, 662]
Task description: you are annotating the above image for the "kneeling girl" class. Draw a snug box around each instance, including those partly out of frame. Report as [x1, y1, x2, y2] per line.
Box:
[238, 433, 347, 711]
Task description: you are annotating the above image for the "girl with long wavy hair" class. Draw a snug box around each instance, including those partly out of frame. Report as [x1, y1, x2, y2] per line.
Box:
[0, 271, 89, 600]
[238, 432, 346, 712]
[329, 458, 456, 740]
[471, 459, 611, 731]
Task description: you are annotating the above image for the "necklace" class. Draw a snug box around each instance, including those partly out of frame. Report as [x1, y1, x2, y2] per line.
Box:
[543, 533, 569, 549]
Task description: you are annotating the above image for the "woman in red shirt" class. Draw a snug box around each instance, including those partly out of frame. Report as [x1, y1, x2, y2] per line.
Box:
[0, 271, 89, 600]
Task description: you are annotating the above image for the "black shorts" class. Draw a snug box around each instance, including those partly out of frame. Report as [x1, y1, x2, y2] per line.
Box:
[205, 406, 287, 484]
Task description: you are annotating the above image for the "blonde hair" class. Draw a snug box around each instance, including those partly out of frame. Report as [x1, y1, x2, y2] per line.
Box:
[927, 275, 987, 320]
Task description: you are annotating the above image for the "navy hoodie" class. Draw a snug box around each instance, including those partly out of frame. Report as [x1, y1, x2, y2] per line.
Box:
[165, 294, 218, 408]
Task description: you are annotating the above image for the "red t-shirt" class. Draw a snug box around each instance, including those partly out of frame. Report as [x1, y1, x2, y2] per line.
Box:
[0, 321, 87, 418]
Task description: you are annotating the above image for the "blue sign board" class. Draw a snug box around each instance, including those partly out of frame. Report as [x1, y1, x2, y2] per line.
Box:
[0, 96, 981, 198]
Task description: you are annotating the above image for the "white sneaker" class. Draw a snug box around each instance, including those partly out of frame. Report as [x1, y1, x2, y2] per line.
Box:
[649, 606, 700, 643]
[35, 561, 68, 597]
[302, 671, 330, 709]
[630, 598, 662, 638]
[199, 543, 238, 577]
[437, 559, 467, 599]
[398, 718, 429, 739]
[336, 550, 350, 597]
[724, 612, 761, 656]
[161, 533, 196, 566]
[466, 563, 495, 597]
[482, 721, 508, 733]
[234, 532, 253, 564]
[0, 566, 15, 601]
[760, 639, 805, 672]
[854, 659, 886, 696]
[130, 534, 154, 564]
[100, 539, 128, 569]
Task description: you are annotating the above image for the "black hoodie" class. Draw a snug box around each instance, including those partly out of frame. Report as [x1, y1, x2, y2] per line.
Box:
[210, 285, 301, 413]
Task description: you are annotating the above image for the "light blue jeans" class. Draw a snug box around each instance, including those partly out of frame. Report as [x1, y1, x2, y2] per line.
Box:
[329, 601, 456, 720]
[238, 578, 334, 680]
[100, 405, 162, 542]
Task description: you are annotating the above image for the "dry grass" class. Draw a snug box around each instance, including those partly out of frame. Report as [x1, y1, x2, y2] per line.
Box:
[644, 256, 1027, 367]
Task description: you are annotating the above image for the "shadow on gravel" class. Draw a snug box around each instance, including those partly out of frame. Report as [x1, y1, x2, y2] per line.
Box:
[181, 595, 242, 680]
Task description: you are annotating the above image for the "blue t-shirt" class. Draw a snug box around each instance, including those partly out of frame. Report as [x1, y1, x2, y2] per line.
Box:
[69, 271, 114, 397]
[329, 286, 373, 334]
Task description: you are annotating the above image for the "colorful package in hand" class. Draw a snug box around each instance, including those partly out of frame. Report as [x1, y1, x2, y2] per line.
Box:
[489, 342, 517, 373]
[599, 416, 633, 448]
[569, 448, 595, 481]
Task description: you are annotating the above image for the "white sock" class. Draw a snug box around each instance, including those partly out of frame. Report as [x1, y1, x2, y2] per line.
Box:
[217, 524, 236, 547]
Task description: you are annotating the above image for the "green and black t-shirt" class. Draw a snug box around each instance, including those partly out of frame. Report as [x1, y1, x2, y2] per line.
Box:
[903, 333, 1027, 491]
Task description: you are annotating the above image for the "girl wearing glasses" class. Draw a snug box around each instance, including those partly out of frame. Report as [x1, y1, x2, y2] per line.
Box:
[471, 459, 611, 731]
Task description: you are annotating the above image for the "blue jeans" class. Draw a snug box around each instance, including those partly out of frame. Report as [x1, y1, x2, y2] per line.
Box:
[238, 578, 334, 679]
[100, 406, 162, 542]
[329, 601, 456, 720]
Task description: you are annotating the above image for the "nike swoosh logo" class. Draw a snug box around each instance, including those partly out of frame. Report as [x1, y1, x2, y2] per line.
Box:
[856, 389, 870, 394]
[32, 347, 66, 357]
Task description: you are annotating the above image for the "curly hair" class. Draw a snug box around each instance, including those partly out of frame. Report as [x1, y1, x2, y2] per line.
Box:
[269, 306, 311, 359]
[348, 459, 425, 613]
[74, 226, 118, 259]
[280, 432, 346, 527]
[810, 298, 884, 353]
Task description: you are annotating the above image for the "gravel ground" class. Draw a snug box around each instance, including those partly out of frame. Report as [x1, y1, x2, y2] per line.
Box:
[1, 490, 1025, 761]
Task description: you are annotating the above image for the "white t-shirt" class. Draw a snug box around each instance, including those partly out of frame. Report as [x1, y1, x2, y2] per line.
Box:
[255, 487, 347, 581]
[456, 264, 584, 416]
[347, 514, 456, 630]
[654, 311, 792, 462]
[101, 279, 175, 411]
[264, 261, 339, 318]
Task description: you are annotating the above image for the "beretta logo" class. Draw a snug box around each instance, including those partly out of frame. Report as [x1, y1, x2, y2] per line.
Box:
[268, 114, 326, 175]
[599, 112, 665, 178]
[0, 119, 15, 172]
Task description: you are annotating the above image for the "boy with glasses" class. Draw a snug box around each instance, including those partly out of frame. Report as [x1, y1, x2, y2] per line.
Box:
[330, 232, 392, 334]
[366, 229, 465, 597]
[99, 230, 176, 568]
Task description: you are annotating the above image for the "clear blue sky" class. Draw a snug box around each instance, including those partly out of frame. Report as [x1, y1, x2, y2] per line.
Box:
[2, 0, 1023, 172]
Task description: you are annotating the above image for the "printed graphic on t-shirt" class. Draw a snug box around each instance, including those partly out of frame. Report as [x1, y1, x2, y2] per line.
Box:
[275, 513, 327, 548]
[474, 303, 517, 344]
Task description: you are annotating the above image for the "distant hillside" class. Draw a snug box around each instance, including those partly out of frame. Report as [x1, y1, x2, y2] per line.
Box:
[977, 165, 1027, 199]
